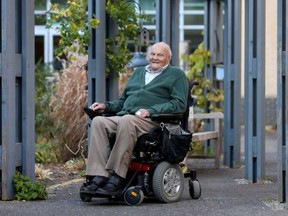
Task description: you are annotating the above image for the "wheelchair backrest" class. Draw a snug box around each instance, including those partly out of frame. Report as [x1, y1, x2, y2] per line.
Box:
[181, 81, 199, 130]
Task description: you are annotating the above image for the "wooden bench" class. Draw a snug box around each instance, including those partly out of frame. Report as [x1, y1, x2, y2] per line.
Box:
[188, 112, 224, 168]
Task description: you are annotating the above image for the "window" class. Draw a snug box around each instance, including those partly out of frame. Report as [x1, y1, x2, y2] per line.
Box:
[51, 0, 66, 8]
[180, 0, 205, 53]
[35, 36, 44, 63]
[184, 30, 204, 52]
[184, 0, 204, 11]
[184, 14, 204, 25]
[35, 0, 46, 10]
[142, 14, 155, 26]
[139, 0, 155, 11]
[35, 14, 46, 25]
[34, 0, 206, 63]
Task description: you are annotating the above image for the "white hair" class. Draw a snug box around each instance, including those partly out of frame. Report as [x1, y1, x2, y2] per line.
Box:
[151, 42, 172, 59]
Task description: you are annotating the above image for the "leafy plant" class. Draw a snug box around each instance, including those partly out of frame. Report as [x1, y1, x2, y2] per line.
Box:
[35, 61, 60, 163]
[47, 0, 150, 74]
[48, 56, 88, 162]
[183, 43, 224, 156]
[46, 0, 99, 59]
[184, 42, 224, 113]
[35, 61, 56, 139]
[35, 139, 58, 163]
[105, 0, 150, 74]
[13, 172, 48, 201]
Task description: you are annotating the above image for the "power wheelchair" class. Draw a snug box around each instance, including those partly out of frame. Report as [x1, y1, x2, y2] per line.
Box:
[79, 82, 201, 206]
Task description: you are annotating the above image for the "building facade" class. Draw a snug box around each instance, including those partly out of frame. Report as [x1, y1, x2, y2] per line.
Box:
[34, 0, 205, 64]
[34, 0, 277, 125]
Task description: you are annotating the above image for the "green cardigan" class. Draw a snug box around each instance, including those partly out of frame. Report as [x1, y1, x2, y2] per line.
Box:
[105, 65, 189, 116]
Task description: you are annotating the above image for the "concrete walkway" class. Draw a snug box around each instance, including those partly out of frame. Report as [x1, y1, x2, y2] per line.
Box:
[0, 129, 287, 216]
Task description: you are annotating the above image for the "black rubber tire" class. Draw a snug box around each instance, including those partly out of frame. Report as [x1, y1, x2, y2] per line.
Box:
[124, 187, 145, 206]
[152, 161, 184, 203]
[189, 179, 201, 199]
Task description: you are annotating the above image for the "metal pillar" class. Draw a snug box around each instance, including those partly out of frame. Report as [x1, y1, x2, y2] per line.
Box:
[88, 0, 118, 103]
[22, 0, 36, 181]
[223, 0, 242, 167]
[88, 0, 107, 104]
[244, 0, 266, 182]
[203, 0, 224, 156]
[0, 0, 35, 200]
[155, 0, 180, 66]
[204, 0, 224, 66]
[204, 0, 224, 91]
[107, 18, 119, 101]
[277, 0, 288, 203]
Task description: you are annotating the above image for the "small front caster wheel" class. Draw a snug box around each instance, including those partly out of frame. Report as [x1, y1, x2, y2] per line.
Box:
[124, 187, 144, 206]
[189, 179, 201, 199]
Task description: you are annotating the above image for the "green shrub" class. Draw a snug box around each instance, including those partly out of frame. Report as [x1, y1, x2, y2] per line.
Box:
[183, 43, 224, 156]
[35, 61, 56, 139]
[35, 61, 59, 162]
[35, 139, 58, 163]
[184, 42, 223, 113]
[13, 172, 48, 201]
[46, 0, 99, 59]
[47, 0, 150, 74]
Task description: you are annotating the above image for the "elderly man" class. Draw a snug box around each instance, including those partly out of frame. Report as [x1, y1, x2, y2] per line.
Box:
[80, 42, 189, 196]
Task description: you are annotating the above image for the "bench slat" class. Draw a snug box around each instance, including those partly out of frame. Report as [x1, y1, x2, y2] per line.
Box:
[192, 131, 218, 142]
[187, 112, 224, 168]
[192, 112, 224, 120]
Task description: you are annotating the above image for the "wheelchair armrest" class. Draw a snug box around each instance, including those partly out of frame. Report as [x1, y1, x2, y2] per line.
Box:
[150, 113, 183, 122]
[84, 106, 116, 119]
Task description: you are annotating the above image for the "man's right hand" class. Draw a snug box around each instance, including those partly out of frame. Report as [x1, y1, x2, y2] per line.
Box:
[90, 102, 106, 113]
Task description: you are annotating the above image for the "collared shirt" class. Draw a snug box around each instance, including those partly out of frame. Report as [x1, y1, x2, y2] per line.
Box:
[144, 64, 169, 85]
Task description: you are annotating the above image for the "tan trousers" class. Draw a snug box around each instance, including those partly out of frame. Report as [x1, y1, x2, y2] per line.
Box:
[86, 115, 159, 178]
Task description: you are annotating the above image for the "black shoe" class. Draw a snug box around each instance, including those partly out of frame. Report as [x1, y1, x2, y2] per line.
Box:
[80, 176, 109, 195]
[96, 172, 125, 196]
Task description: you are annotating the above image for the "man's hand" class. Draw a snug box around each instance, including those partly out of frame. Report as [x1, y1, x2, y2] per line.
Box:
[90, 102, 106, 113]
[135, 109, 150, 118]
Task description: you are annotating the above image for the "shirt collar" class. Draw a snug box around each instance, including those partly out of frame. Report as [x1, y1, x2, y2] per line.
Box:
[145, 64, 169, 74]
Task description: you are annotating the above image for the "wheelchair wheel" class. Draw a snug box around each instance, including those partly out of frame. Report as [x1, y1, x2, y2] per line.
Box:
[152, 161, 184, 203]
[124, 187, 144, 206]
[189, 179, 201, 199]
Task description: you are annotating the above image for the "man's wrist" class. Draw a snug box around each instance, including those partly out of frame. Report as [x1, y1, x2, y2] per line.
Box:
[104, 102, 110, 111]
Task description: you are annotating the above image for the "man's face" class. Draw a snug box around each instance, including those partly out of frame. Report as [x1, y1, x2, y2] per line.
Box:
[148, 44, 170, 71]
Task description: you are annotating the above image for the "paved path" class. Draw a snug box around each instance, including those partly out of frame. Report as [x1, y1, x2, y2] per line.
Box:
[0, 129, 287, 216]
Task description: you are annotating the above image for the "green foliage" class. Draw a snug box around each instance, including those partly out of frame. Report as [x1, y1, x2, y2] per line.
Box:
[46, 0, 99, 59]
[79, 170, 86, 177]
[105, 0, 150, 74]
[47, 0, 150, 74]
[35, 139, 58, 163]
[35, 61, 55, 139]
[35, 60, 57, 163]
[13, 172, 48, 201]
[184, 42, 224, 112]
[184, 43, 224, 157]
[35, 61, 59, 163]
